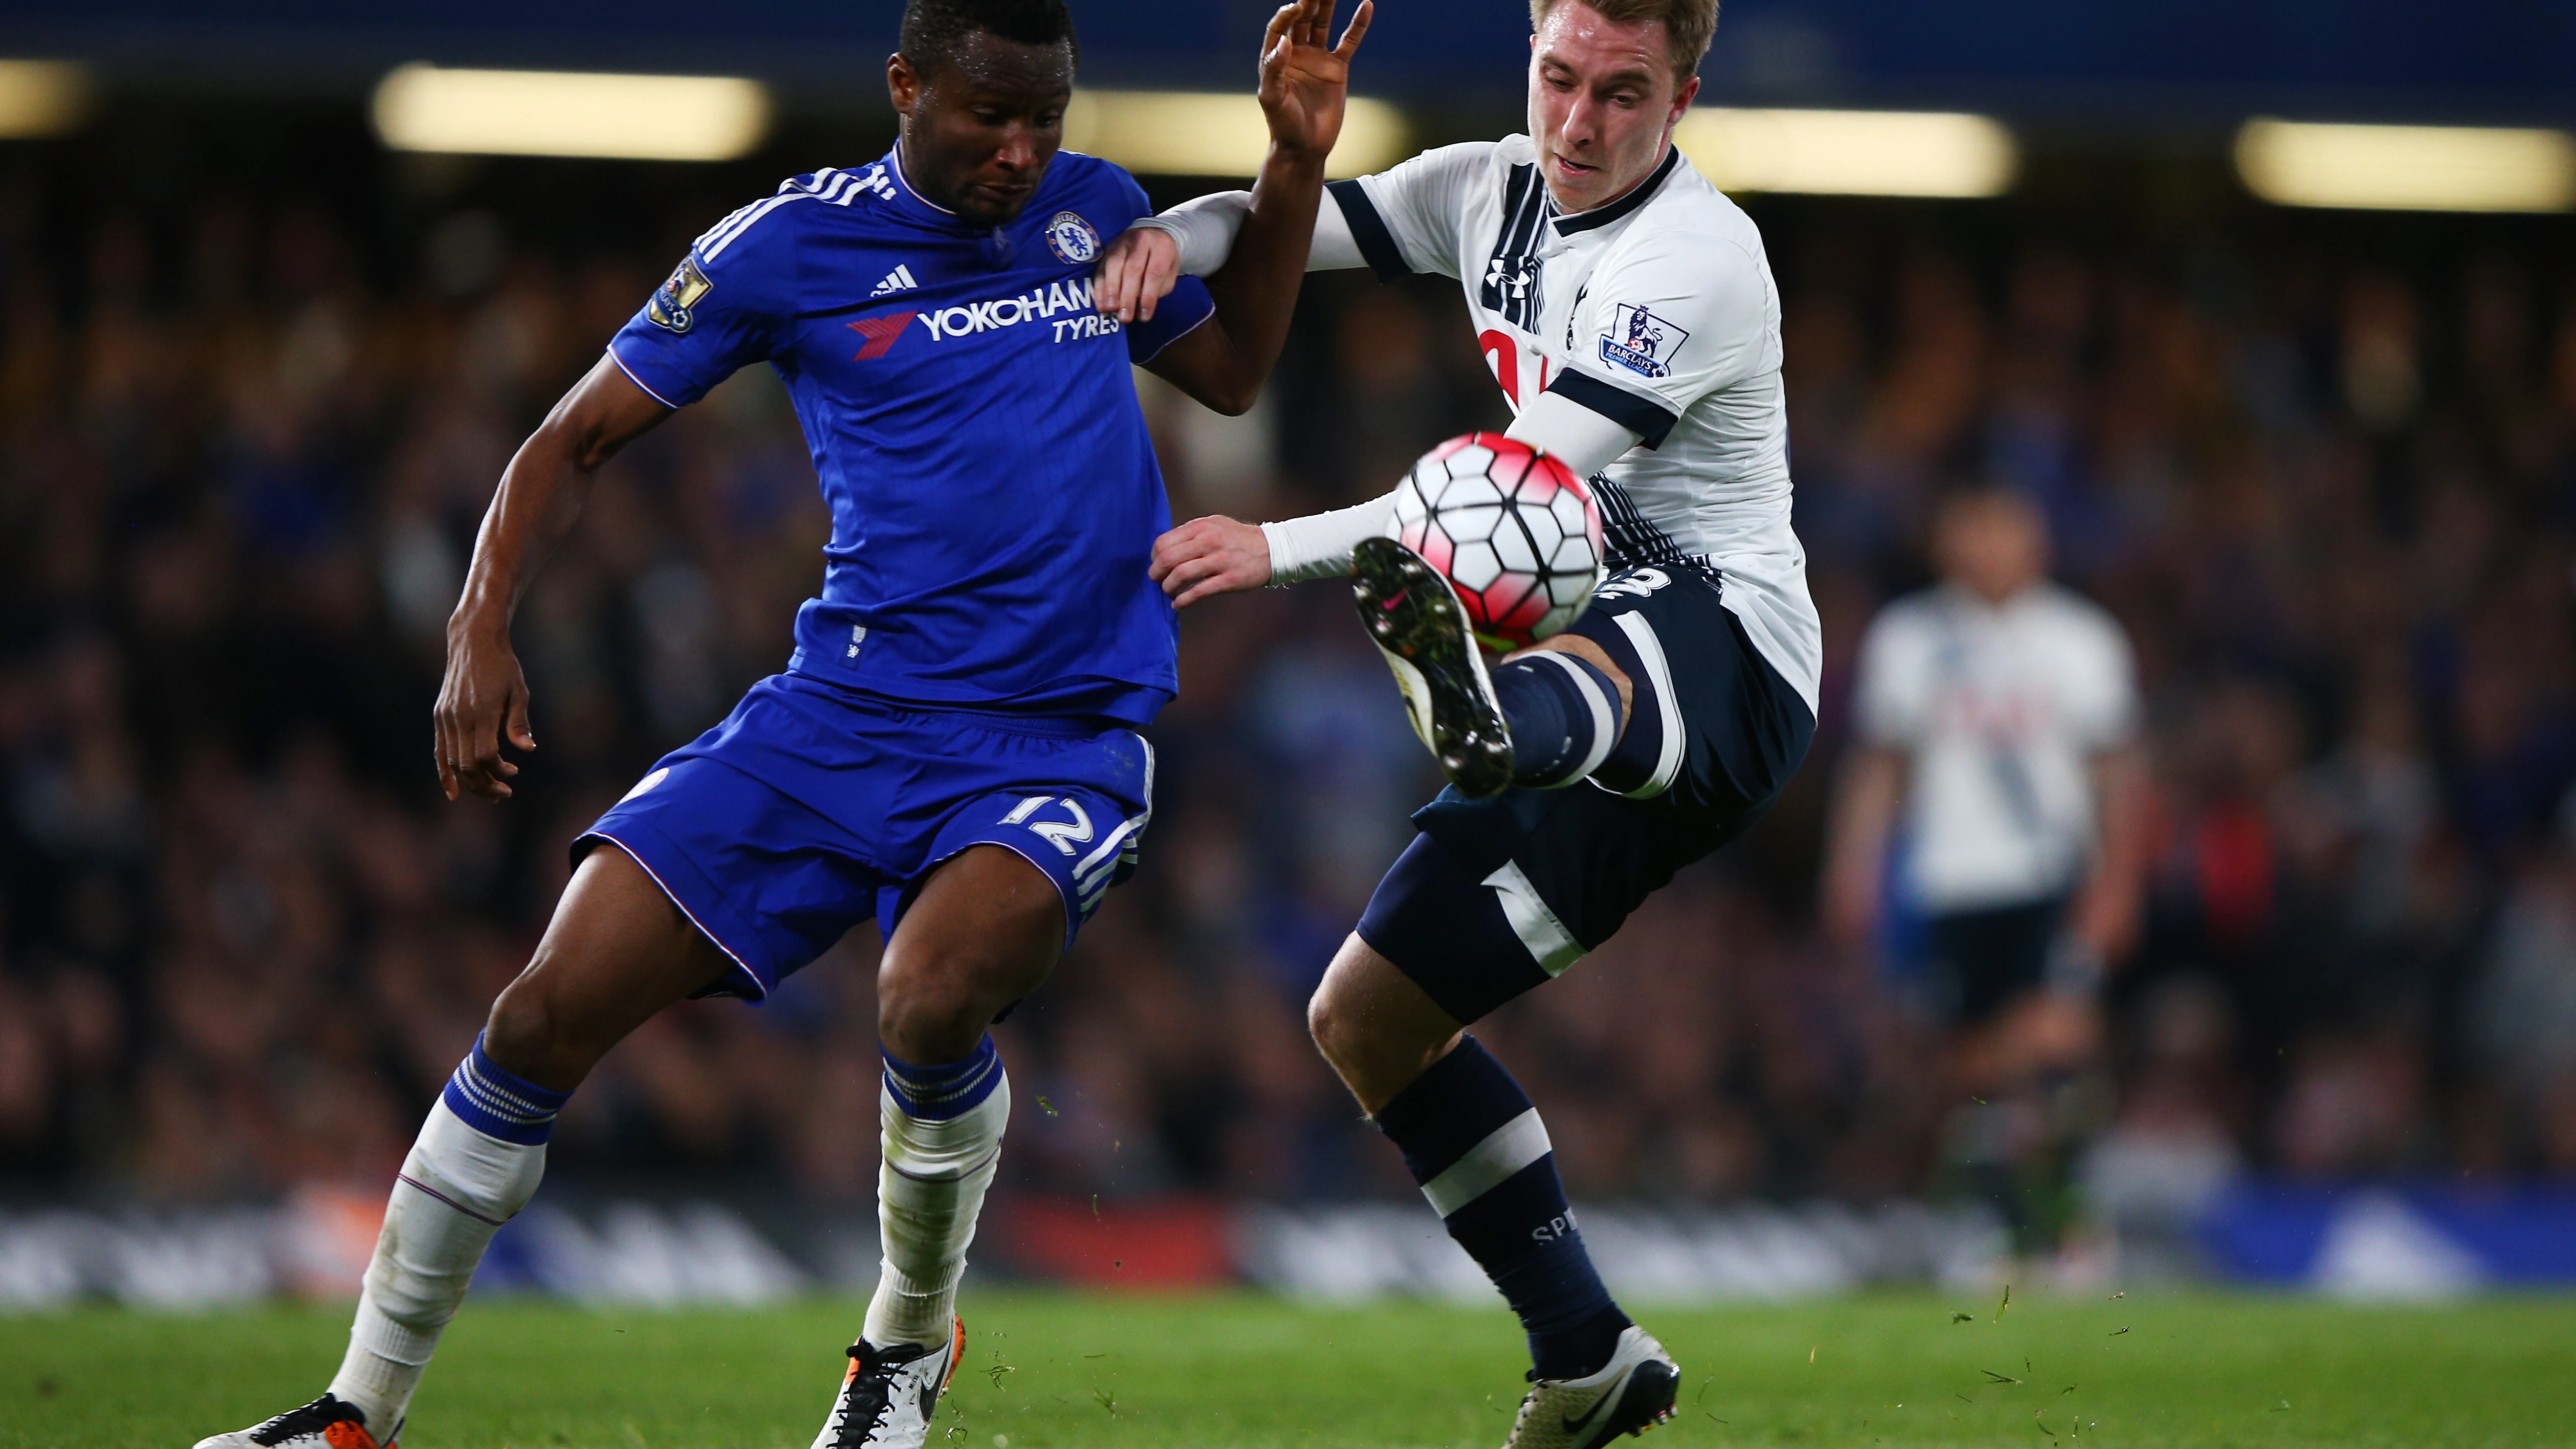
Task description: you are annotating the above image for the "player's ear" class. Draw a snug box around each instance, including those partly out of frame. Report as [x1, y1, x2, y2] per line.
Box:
[887, 52, 921, 118]
[1668, 73, 1699, 127]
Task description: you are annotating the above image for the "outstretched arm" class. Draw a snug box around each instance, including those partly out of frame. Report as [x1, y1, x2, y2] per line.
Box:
[1151, 388, 1641, 606]
[1097, 187, 1368, 325]
[437, 357, 670, 801]
[1133, 0, 1371, 414]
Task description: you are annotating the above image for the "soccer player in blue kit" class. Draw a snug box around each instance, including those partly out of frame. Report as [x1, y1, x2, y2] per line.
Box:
[194, 3, 1370, 1448]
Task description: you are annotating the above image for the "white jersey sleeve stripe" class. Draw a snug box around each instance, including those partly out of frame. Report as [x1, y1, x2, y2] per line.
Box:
[700, 193, 798, 260]
[698, 168, 865, 261]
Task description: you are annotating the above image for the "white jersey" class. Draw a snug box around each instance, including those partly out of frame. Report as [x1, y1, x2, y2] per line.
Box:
[1335, 137, 1822, 713]
[1853, 582, 2139, 913]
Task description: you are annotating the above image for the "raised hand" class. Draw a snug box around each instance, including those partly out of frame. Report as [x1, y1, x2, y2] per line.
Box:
[1257, 0, 1373, 161]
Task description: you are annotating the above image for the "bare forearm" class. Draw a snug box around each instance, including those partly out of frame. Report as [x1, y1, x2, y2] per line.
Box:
[2072, 748, 2149, 961]
[454, 442, 593, 631]
[451, 356, 666, 632]
[1198, 146, 1329, 399]
[1823, 747, 1906, 943]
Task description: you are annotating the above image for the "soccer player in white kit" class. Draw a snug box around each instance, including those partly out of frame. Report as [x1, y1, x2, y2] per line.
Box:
[1822, 487, 2146, 1259]
[1096, 3, 1817, 1442]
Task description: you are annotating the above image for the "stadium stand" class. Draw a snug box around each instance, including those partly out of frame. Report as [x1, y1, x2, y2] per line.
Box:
[1, 89, 2573, 1298]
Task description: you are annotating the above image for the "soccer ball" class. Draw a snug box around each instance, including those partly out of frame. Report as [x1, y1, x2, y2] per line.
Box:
[1388, 433, 1606, 650]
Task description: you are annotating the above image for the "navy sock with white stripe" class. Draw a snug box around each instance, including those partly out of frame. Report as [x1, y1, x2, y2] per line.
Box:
[440, 1033, 573, 1144]
[1493, 651, 1625, 789]
[1373, 1037, 1630, 1380]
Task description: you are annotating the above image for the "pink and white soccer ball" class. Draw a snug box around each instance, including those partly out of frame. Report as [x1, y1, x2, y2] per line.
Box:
[1389, 432, 1607, 650]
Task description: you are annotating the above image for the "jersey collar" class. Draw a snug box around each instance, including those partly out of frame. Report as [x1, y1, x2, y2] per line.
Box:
[884, 144, 1060, 269]
[1549, 145, 1682, 238]
[887, 143, 970, 228]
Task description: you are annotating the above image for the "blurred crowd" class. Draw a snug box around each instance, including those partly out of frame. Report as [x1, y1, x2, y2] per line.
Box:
[3, 125, 2575, 1233]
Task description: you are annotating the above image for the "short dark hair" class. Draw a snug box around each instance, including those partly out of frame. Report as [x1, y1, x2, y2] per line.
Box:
[900, 0, 1079, 69]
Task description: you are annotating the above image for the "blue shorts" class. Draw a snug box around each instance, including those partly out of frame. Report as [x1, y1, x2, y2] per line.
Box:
[577, 674, 1155, 1001]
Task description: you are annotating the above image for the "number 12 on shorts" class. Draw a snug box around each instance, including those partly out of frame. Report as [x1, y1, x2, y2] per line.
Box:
[1000, 794, 1094, 854]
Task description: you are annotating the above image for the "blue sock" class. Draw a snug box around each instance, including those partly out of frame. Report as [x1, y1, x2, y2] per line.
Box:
[1373, 1037, 1629, 1379]
[883, 1035, 1006, 1120]
[440, 1034, 573, 1145]
[1493, 652, 1623, 789]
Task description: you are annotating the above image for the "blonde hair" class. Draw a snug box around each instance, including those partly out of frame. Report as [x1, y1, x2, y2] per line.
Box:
[1529, 0, 1718, 84]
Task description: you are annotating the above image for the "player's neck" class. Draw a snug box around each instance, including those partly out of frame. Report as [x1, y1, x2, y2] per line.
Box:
[890, 140, 960, 217]
[1541, 143, 1675, 219]
[1953, 578, 2041, 609]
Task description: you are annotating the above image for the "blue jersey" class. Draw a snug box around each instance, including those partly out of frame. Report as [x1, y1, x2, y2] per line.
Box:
[610, 148, 1216, 724]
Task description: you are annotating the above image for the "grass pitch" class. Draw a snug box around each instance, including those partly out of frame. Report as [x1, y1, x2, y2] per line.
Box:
[3, 1290, 2571, 1448]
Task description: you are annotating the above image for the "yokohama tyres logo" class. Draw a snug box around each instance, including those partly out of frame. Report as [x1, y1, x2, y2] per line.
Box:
[849, 310, 916, 360]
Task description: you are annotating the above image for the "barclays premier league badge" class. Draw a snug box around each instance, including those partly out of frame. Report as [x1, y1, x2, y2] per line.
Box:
[1042, 210, 1100, 265]
[1601, 302, 1687, 379]
[646, 255, 713, 334]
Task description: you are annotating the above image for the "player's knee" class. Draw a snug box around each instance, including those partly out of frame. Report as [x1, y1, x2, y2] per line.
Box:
[1305, 944, 1379, 1077]
[1305, 978, 1349, 1068]
[482, 974, 590, 1085]
[876, 952, 992, 1063]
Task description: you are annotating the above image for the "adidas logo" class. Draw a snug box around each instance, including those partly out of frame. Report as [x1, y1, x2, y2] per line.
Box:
[870, 264, 920, 297]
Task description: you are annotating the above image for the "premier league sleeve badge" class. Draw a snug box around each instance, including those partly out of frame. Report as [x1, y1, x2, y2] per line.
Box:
[646, 255, 713, 334]
[1601, 302, 1688, 380]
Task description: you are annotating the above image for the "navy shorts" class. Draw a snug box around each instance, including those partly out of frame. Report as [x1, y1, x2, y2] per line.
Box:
[1358, 563, 1814, 1023]
[1923, 894, 2069, 1025]
[578, 674, 1154, 1001]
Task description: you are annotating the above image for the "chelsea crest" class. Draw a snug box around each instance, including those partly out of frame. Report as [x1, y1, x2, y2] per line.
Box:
[1042, 211, 1100, 265]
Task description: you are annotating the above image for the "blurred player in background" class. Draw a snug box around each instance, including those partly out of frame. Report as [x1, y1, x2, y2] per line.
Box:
[193, 3, 1368, 1448]
[1822, 486, 2147, 1267]
[1094, 1, 1815, 1442]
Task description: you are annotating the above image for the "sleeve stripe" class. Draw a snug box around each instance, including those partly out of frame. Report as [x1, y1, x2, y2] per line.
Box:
[605, 346, 682, 410]
[1130, 300, 1214, 364]
[697, 168, 860, 260]
[1328, 178, 1412, 284]
[1546, 369, 1677, 449]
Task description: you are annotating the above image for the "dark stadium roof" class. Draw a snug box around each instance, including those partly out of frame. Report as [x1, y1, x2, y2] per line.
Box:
[0, 0, 2570, 121]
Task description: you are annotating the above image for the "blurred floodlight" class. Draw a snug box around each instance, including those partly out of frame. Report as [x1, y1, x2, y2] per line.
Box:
[1674, 108, 2016, 198]
[1064, 90, 1406, 180]
[0, 60, 89, 138]
[372, 64, 771, 162]
[2234, 119, 2576, 213]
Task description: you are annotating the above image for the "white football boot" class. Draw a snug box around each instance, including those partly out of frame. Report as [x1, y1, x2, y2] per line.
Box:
[1351, 535, 1515, 797]
[1500, 1326, 1680, 1449]
[192, 1394, 395, 1449]
[810, 1318, 965, 1449]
